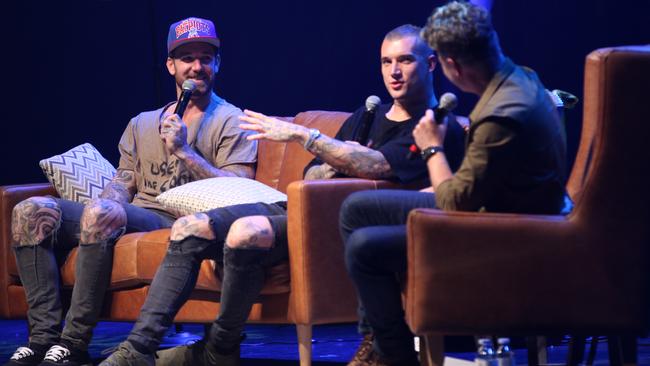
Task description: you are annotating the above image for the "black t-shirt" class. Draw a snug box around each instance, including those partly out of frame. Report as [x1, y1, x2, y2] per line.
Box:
[303, 103, 465, 183]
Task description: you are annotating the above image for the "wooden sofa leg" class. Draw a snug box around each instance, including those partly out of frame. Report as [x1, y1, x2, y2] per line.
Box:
[297, 324, 312, 366]
[420, 335, 444, 366]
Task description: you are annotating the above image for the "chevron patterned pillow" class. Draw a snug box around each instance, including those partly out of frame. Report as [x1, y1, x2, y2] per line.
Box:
[39, 143, 116, 204]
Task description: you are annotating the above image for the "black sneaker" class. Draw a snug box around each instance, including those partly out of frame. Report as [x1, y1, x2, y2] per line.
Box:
[4, 346, 46, 366]
[38, 345, 92, 366]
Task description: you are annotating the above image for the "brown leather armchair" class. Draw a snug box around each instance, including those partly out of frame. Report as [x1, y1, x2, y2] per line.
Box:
[405, 46, 650, 365]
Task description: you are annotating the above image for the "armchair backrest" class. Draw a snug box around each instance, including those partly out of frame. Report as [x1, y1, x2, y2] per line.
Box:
[567, 46, 650, 233]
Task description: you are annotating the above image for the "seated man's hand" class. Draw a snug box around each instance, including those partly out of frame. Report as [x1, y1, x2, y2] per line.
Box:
[239, 109, 308, 143]
[160, 113, 189, 156]
[304, 163, 338, 180]
[419, 186, 435, 193]
[413, 109, 447, 150]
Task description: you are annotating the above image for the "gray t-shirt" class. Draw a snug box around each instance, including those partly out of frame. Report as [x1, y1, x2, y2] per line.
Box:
[117, 93, 257, 215]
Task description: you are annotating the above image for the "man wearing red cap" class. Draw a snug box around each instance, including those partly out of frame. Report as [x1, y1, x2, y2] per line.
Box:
[5, 17, 256, 366]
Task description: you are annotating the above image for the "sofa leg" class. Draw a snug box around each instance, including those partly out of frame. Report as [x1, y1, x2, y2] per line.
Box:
[296, 324, 312, 366]
[420, 335, 444, 366]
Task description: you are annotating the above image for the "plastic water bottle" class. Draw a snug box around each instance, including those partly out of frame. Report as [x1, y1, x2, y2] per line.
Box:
[496, 338, 516, 366]
[476, 338, 497, 366]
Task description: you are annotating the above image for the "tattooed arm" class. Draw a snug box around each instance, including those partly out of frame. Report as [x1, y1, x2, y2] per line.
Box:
[239, 110, 392, 179]
[160, 114, 255, 180]
[176, 149, 255, 180]
[99, 169, 137, 204]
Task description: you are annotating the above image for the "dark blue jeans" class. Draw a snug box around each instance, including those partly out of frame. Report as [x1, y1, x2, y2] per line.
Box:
[340, 189, 437, 364]
[127, 202, 289, 353]
[13, 198, 174, 351]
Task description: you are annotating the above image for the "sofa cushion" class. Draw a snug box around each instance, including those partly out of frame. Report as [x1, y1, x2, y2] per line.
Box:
[39, 143, 115, 204]
[156, 177, 287, 216]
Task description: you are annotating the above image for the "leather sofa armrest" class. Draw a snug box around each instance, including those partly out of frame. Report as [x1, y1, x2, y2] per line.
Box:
[286, 178, 407, 324]
[405, 208, 647, 335]
[0, 183, 57, 317]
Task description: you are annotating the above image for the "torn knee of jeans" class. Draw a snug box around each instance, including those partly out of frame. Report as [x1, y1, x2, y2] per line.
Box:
[167, 235, 214, 256]
[11, 197, 62, 246]
[169, 214, 215, 241]
[225, 217, 274, 250]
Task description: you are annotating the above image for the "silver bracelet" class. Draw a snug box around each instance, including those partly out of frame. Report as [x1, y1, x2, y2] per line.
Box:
[303, 128, 321, 150]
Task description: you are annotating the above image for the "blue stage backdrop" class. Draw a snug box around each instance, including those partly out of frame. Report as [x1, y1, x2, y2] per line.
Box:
[3, 0, 648, 185]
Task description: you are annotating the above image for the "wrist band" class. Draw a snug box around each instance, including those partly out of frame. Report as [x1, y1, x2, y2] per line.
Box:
[421, 146, 444, 162]
[304, 128, 321, 150]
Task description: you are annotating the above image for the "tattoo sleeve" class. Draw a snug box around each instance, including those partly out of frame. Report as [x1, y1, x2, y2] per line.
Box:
[100, 169, 136, 204]
[178, 148, 255, 179]
[306, 135, 393, 179]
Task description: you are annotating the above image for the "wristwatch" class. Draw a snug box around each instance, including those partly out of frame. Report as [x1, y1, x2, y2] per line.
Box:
[303, 128, 321, 150]
[421, 146, 444, 162]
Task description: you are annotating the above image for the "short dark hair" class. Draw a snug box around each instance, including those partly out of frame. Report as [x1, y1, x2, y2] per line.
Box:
[421, 1, 500, 65]
[384, 24, 433, 58]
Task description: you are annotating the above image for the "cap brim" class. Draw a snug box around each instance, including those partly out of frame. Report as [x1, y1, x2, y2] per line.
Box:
[168, 37, 220, 54]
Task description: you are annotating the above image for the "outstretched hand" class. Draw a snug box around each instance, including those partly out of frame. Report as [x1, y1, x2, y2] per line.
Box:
[239, 109, 307, 143]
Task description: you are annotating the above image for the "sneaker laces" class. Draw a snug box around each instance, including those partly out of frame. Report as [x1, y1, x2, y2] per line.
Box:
[10, 347, 35, 360]
[43, 345, 70, 362]
[351, 334, 374, 362]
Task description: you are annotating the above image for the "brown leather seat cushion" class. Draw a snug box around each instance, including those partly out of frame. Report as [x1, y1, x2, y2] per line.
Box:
[58, 229, 291, 295]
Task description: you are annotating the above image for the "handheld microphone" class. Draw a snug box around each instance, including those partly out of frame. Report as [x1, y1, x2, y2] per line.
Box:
[354, 95, 381, 146]
[408, 92, 458, 159]
[174, 80, 198, 117]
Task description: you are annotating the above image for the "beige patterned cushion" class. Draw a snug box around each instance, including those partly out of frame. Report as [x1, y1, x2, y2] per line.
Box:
[39, 143, 116, 203]
[156, 177, 287, 216]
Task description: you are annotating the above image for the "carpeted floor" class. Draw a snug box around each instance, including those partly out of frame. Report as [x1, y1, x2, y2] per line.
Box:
[1, 320, 648, 365]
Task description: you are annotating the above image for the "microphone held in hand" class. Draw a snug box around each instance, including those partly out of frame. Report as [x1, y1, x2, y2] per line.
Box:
[174, 80, 198, 117]
[354, 95, 382, 146]
[407, 92, 458, 159]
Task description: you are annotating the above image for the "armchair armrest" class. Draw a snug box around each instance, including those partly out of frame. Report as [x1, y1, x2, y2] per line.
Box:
[286, 178, 405, 324]
[405, 208, 648, 335]
[0, 183, 57, 317]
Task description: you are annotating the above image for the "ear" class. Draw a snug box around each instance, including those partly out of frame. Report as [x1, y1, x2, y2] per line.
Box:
[166, 57, 176, 76]
[442, 56, 461, 78]
[427, 53, 437, 72]
[214, 54, 221, 74]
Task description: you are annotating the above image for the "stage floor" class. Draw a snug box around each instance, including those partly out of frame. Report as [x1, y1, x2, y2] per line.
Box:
[0, 320, 648, 365]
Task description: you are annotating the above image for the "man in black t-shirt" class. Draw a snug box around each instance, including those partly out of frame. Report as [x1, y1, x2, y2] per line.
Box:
[101, 24, 464, 366]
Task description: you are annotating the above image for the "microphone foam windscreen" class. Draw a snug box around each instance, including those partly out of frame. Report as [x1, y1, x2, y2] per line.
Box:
[365, 95, 382, 112]
[439, 92, 458, 111]
[182, 79, 198, 92]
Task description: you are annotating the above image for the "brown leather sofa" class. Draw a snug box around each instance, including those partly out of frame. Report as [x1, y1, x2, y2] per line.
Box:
[0, 110, 410, 366]
[405, 46, 650, 366]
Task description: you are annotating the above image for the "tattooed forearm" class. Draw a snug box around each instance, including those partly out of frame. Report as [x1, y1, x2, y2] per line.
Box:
[100, 169, 136, 204]
[80, 198, 127, 243]
[177, 148, 255, 179]
[222, 164, 256, 179]
[11, 197, 61, 245]
[306, 135, 392, 179]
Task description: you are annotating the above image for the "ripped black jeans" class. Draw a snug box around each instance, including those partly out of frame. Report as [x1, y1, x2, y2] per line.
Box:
[13, 197, 174, 350]
[127, 202, 289, 353]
